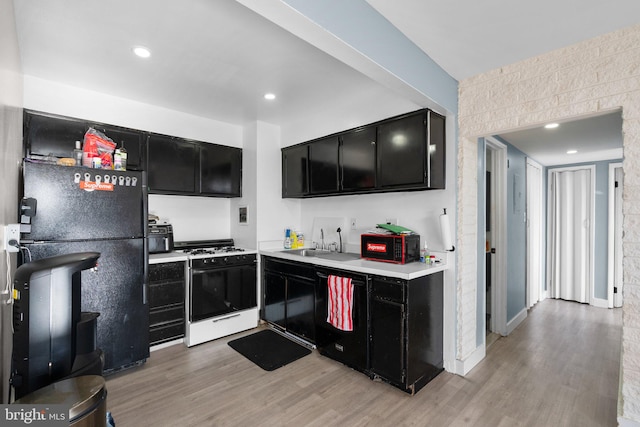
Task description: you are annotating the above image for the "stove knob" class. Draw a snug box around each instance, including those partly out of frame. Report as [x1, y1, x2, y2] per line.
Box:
[223, 257, 228, 263]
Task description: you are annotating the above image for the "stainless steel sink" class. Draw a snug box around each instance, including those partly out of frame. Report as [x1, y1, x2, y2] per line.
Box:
[282, 248, 361, 262]
[284, 248, 319, 257]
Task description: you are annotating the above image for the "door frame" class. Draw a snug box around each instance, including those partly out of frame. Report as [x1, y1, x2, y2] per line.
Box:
[608, 162, 624, 308]
[485, 137, 507, 336]
[526, 158, 544, 307]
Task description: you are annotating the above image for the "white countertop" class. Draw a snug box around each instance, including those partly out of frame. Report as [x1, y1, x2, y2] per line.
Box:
[149, 249, 259, 264]
[259, 247, 447, 280]
[149, 252, 189, 264]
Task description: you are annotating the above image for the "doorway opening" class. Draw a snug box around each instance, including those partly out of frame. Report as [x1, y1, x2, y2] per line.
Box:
[484, 137, 507, 343]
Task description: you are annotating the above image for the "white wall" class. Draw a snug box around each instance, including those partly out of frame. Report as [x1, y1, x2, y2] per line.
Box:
[279, 88, 420, 147]
[255, 121, 301, 246]
[0, 0, 23, 404]
[23, 76, 242, 146]
[230, 123, 258, 249]
[23, 76, 243, 241]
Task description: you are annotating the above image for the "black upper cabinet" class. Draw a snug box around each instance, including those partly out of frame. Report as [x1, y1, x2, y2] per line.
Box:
[91, 124, 145, 171]
[341, 126, 376, 191]
[200, 143, 242, 197]
[427, 111, 446, 190]
[282, 108, 445, 198]
[309, 136, 339, 194]
[23, 110, 242, 198]
[24, 110, 146, 171]
[25, 111, 87, 159]
[147, 134, 198, 194]
[377, 111, 426, 189]
[282, 144, 309, 197]
[148, 137, 242, 197]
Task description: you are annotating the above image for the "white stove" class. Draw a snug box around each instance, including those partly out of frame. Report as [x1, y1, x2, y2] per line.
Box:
[174, 239, 248, 258]
[174, 240, 259, 347]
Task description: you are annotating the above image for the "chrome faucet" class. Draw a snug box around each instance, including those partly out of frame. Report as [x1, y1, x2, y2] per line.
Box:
[320, 228, 325, 250]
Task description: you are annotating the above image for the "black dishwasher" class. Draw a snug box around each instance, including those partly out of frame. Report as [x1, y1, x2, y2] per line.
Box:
[315, 268, 369, 372]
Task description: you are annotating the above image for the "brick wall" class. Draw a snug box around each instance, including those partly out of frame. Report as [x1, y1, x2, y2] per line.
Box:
[457, 24, 640, 421]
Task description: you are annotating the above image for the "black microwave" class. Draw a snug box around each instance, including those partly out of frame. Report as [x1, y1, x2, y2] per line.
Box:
[148, 224, 174, 254]
[361, 233, 420, 264]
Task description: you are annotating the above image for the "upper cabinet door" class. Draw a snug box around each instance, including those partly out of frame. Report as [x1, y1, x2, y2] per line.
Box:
[147, 134, 198, 194]
[340, 126, 376, 191]
[309, 136, 339, 194]
[377, 111, 427, 189]
[200, 143, 242, 197]
[24, 111, 88, 159]
[91, 124, 145, 171]
[282, 145, 309, 198]
[427, 111, 446, 190]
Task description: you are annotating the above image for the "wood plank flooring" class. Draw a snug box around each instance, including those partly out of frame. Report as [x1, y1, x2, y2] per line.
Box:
[105, 299, 622, 426]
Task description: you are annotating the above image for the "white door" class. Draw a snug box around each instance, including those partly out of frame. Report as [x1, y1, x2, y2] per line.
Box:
[548, 166, 595, 304]
[526, 158, 543, 307]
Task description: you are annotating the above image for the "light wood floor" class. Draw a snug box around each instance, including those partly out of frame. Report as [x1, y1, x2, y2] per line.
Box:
[106, 299, 622, 426]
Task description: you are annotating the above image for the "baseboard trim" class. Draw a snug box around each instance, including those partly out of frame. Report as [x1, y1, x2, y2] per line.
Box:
[506, 308, 528, 335]
[454, 344, 486, 376]
[592, 297, 609, 309]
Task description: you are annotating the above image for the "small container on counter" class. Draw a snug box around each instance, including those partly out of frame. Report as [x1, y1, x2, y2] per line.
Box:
[73, 141, 83, 166]
[284, 228, 292, 249]
[420, 242, 429, 263]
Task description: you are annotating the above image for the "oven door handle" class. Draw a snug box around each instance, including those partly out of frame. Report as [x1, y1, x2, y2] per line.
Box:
[191, 267, 231, 274]
[212, 313, 241, 322]
[191, 265, 255, 274]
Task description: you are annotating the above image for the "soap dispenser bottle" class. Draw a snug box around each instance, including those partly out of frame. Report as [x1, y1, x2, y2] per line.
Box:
[284, 229, 292, 249]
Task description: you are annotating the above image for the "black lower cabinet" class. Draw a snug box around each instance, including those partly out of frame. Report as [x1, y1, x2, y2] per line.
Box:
[262, 258, 316, 343]
[315, 269, 368, 372]
[370, 295, 405, 385]
[148, 261, 185, 346]
[369, 272, 444, 394]
[263, 270, 286, 328]
[262, 256, 443, 394]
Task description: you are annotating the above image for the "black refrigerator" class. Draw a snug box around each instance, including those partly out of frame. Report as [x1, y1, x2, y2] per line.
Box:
[19, 161, 149, 374]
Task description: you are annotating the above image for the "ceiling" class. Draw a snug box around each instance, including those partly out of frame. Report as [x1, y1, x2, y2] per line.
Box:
[12, 0, 639, 165]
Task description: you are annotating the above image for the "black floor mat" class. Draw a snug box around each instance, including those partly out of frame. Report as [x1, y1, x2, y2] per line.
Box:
[228, 329, 311, 371]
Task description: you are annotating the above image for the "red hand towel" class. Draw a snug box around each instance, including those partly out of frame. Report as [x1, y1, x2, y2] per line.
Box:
[327, 275, 354, 331]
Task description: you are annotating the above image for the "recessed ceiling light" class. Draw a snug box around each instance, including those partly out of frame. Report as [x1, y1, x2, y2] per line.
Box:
[133, 46, 151, 58]
[567, 149, 578, 154]
[264, 93, 276, 100]
[544, 123, 559, 129]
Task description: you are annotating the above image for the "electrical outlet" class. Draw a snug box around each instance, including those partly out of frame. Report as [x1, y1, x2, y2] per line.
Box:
[385, 218, 398, 225]
[4, 224, 20, 253]
[350, 218, 357, 230]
